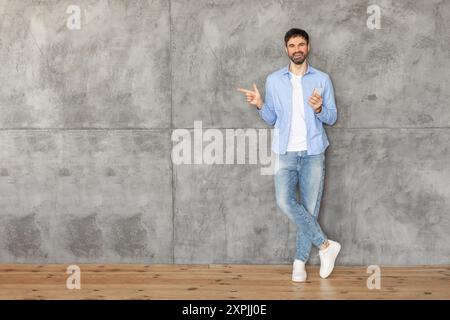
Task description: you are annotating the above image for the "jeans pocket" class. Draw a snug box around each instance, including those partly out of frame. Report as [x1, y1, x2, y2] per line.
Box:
[311, 151, 325, 158]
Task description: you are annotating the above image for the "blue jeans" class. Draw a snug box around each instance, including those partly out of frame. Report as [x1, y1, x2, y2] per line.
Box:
[274, 150, 327, 262]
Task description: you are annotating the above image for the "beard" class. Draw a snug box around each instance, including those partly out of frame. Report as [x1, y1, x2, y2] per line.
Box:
[289, 52, 307, 65]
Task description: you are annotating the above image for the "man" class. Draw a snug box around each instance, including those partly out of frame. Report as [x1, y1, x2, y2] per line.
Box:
[237, 28, 340, 282]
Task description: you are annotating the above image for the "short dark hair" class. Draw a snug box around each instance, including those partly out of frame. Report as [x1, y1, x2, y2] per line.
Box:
[284, 28, 309, 46]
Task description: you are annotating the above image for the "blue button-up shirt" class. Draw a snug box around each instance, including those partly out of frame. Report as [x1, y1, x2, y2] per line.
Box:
[258, 63, 337, 155]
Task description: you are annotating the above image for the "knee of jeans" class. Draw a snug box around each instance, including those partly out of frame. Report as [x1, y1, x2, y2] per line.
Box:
[276, 196, 294, 213]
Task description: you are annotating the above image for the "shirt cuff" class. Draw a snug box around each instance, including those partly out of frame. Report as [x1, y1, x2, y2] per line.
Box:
[315, 105, 325, 118]
[257, 103, 266, 115]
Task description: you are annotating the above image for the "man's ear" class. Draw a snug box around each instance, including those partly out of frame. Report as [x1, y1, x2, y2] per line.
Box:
[308, 43, 310, 52]
[284, 46, 288, 55]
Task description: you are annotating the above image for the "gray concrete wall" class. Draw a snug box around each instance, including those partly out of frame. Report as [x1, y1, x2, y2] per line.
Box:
[0, 0, 449, 265]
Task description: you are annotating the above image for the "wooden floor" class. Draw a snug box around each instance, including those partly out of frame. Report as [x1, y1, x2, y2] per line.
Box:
[0, 264, 449, 300]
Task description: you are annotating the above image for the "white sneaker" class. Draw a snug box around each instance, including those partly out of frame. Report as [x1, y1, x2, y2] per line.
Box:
[319, 240, 341, 279]
[292, 259, 307, 282]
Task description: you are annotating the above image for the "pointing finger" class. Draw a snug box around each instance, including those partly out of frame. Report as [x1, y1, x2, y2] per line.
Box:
[237, 87, 253, 94]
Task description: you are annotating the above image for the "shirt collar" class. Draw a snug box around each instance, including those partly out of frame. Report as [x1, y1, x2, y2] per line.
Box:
[282, 61, 315, 76]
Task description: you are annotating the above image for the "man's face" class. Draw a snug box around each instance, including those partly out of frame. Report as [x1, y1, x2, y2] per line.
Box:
[285, 36, 310, 65]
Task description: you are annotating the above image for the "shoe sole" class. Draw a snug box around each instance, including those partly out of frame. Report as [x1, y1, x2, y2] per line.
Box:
[292, 277, 307, 282]
[320, 243, 341, 279]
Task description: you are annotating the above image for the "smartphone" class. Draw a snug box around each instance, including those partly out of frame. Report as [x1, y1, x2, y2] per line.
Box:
[313, 87, 323, 97]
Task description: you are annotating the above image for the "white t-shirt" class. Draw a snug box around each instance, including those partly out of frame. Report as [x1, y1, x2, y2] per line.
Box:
[286, 73, 307, 151]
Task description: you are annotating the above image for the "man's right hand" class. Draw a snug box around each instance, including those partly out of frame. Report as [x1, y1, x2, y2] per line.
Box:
[237, 84, 264, 109]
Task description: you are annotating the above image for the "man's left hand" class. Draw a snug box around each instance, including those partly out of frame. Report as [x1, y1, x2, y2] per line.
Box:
[308, 92, 323, 113]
